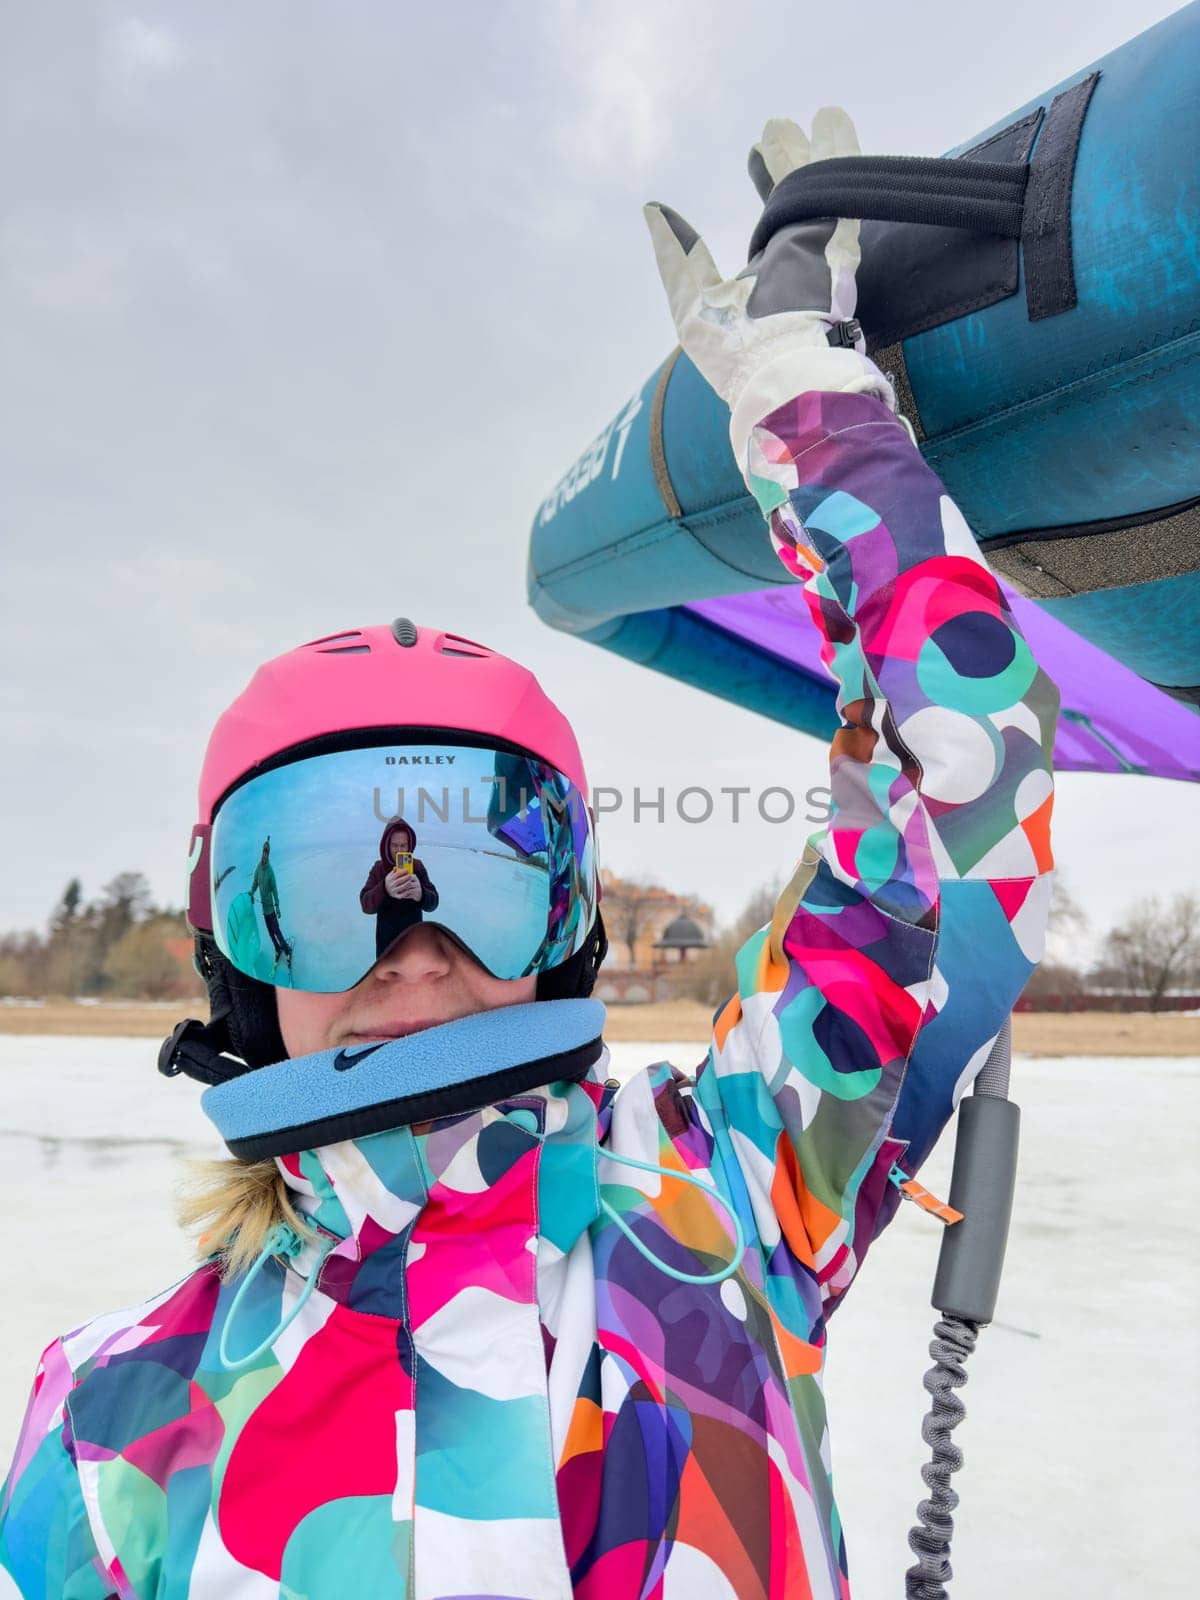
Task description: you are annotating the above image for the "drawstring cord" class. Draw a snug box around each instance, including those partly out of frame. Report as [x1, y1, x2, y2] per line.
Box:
[218, 1222, 337, 1373]
[219, 1144, 746, 1372]
[599, 1148, 747, 1286]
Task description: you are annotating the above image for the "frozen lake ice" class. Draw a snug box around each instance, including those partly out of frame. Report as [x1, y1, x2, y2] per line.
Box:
[2, 1033, 1197, 1598]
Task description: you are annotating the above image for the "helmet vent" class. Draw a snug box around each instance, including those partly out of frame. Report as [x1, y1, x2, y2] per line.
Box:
[391, 617, 419, 647]
[438, 632, 491, 659]
[318, 644, 371, 654]
[304, 630, 362, 649]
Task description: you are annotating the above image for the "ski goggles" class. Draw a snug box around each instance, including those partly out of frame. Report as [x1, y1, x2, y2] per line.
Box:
[187, 740, 598, 992]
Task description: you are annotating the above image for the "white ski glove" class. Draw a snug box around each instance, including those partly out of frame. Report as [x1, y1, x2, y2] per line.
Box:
[644, 108, 899, 487]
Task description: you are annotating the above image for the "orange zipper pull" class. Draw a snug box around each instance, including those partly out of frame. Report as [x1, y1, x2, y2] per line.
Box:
[889, 1163, 964, 1226]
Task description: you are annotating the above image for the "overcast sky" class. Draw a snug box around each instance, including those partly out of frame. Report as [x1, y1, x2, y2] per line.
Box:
[2, 0, 1194, 963]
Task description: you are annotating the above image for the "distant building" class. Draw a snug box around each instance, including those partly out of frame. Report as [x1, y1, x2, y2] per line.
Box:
[653, 913, 708, 962]
[594, 873, 712, 1004]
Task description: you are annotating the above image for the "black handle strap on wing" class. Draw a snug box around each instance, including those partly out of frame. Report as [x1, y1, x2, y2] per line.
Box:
[748, 75, 1100, 328]
[748, 155, 1029, 254]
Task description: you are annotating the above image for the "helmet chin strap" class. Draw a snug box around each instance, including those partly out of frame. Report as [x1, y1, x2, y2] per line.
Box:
[158, 934, 285, 1085]
[199, 999, 608, 1162]
[158, 1014, 246, 1087]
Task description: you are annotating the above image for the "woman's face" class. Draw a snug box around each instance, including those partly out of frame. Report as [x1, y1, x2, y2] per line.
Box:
[275, 925, 537, 1056]
[388, 826, 414, 858]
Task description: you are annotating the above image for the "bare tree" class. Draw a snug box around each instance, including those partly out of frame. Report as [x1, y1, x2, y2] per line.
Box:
[1026, 872, 1091, 1002]
[600, 872, 699, 967]
[678, 879, 782, 1008]
[0, 871, 164, 997]
[612, 892, 662, 967]
[98, 871, 154, 929]
[1047, 874, 1088, 940]
[730, 880, 782, 945]
[0, 931, 47, 997]
[102, 915, 198, 1000]
[1096, 891, 1200, 1010]
[1020, 960, 1087, 1005]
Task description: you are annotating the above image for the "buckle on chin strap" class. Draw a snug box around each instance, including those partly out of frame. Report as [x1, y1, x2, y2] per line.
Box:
[158, 1017, 248, 1086]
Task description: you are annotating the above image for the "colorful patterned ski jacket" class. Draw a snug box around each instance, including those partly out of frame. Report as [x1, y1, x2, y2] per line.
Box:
[0, 392, 1059, 1600]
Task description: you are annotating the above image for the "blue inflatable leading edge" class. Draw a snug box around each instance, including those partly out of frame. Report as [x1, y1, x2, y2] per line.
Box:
[528, 4, 1200, 706]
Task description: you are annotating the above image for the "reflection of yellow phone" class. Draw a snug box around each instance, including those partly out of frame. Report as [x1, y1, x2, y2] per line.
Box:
[394, 850, 414, 873]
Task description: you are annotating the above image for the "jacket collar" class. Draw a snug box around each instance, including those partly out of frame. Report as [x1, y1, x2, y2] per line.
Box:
[275, 1059, 617, 1316]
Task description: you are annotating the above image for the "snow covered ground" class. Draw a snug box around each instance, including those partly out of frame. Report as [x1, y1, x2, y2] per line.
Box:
[2, 1034, 1197, 1597]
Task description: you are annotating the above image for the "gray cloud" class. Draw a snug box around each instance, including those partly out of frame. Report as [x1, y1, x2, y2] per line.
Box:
[1, 0, 1189, 940]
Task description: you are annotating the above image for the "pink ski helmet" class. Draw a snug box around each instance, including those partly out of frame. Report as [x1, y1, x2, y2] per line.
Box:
[196, 619, 590, 830]
[163, 620, 606, 1082]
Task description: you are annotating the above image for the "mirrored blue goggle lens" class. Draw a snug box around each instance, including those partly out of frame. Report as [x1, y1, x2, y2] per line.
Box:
[208, 743, 597, 992]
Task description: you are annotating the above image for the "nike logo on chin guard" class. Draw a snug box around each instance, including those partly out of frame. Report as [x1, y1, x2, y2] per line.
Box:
[333, 1041, 390, 1072]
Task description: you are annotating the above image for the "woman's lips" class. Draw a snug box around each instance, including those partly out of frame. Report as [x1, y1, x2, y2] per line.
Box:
[341, 1017, 453, 1043]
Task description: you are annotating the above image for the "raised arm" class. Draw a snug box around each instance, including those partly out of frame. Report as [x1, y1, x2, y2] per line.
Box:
[645, 111, 1058, 1321]
[712, 387, 1056, 1308]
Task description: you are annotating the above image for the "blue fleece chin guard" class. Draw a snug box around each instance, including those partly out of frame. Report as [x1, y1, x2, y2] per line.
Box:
[200, 998, 607, 1161]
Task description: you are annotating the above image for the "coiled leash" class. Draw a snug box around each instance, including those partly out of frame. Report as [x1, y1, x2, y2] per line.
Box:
[899, 1016, 1020, 1600]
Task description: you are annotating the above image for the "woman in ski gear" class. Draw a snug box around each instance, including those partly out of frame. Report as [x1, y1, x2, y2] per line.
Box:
[360, 817, 441, 959]
[0, 110, 1058, 1600]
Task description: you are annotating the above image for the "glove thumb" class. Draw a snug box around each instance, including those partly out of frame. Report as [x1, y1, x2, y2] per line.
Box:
[643, 202, 723, 337]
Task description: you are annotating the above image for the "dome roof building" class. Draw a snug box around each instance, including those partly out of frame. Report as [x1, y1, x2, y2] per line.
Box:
[653, 913, 708, 959]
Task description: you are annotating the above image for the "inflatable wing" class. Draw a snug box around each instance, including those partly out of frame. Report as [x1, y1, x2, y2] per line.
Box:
[529, 2, 1200, 765]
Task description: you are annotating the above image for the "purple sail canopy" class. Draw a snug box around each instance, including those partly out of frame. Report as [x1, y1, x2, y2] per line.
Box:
[687, 582, 1200, 783]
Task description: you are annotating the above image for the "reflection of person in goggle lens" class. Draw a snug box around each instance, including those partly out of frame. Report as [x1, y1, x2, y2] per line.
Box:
[358, 816, 440, 958]
[248, 838, 293, 972]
